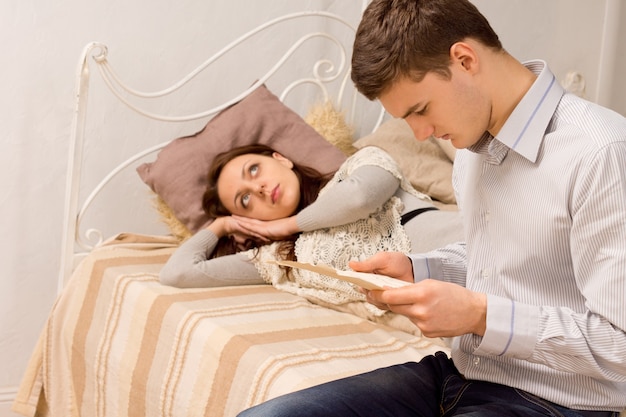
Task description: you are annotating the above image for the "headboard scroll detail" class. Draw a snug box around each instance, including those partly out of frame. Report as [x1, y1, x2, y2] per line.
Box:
[58, 11, 385, 293]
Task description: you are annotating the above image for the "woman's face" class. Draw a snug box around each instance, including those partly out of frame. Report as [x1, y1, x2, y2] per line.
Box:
[216, 152, 301, 220]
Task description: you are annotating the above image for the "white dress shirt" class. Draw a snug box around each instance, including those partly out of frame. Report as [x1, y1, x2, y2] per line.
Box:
[410, 60, 626, 411]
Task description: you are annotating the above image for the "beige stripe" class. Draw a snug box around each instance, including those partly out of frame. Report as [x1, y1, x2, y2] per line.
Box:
[95, 274, 158, 417]
[246, 336, 424, 406]
[162, 296, 315, 417]
[204, 321, 379, 417]
[117, 275, 170, 417]
[71, 253, 170, 414]
[129, 286, 278, 417]
[161, 298, 304, 416]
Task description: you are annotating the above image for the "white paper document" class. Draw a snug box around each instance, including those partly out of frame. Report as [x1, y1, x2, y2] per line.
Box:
[268, 260, 411, 290]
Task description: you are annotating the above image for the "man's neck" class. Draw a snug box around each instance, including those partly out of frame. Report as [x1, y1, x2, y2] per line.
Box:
[485, 52, 537, 137]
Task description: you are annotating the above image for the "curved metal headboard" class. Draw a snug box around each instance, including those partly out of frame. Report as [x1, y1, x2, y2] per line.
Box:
[58, 11, 385, 292]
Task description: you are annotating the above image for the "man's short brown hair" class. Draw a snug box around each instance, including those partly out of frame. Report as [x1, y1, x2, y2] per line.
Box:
[351, 0, 503, 100]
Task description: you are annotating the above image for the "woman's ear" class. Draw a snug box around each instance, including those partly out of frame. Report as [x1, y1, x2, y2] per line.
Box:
[272, 151, 294, 168]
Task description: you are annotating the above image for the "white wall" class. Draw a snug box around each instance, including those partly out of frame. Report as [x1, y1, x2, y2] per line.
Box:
[0, 0, 623, 414]
[0, 2, 365, 414]
[473, 0, 625, 111]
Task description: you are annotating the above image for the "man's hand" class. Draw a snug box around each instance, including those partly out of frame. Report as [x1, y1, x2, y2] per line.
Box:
[349, 251, 487, 338]
[349, 252, 414, 283]
[367, 280, 486, 338]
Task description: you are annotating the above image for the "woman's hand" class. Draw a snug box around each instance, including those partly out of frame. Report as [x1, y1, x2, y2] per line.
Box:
[208, 216, 269, 244]
[231, 215, 299, 241]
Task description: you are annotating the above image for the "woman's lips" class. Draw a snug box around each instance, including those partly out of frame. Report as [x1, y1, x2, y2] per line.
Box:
[271, 185, 279, 204]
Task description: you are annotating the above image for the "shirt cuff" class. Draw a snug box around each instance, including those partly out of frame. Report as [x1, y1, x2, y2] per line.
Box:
[408, 254, 445, 283]
[475, 294, 539, 359]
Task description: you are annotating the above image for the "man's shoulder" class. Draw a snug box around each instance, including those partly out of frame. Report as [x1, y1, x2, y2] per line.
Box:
[554, 94, 626, 146]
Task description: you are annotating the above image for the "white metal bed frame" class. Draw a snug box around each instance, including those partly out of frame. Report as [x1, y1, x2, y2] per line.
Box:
[59, 10, 385, 293]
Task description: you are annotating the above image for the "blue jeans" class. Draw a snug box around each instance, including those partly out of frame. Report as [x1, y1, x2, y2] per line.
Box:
[237, 351, 618, 417]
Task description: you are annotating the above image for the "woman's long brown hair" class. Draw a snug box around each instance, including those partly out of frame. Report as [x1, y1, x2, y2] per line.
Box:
[202, 144, 333, 259]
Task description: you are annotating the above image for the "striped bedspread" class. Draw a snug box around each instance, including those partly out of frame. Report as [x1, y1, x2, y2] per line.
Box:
[13, 233, 449, 417]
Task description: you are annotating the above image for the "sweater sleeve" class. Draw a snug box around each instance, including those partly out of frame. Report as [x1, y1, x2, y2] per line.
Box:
[296, 165, 400, 231]
[159, 229, 265, 288]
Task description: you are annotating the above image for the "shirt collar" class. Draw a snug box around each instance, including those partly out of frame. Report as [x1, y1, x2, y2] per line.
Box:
[493, 60, 565, 163]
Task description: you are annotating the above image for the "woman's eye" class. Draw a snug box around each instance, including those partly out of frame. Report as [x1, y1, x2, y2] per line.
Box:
[241, 193, 251, 208]
[249, 164, 259, 176]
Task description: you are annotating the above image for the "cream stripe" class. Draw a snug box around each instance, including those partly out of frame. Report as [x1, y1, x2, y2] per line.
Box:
[205, 321, 381, 417]
[129, 286, 280, 417]
[161, 298, 312, 417]
[117, 275, 167, 417]
[95, 274, 158, 417]
[246, 335, 435, 407]
[71, 252, 170, 415]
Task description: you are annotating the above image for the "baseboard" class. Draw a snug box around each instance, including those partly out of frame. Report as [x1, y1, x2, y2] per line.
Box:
[0, 387, 17, 403]
[0, 387, 20, 417]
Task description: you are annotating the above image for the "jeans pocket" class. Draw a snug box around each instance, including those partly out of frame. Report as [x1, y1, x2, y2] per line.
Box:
[514, 388, 565, 416]
[440, 374, 473, 415]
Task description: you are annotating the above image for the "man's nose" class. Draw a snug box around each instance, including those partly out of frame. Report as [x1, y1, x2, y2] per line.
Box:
[406, 119, 434, 142]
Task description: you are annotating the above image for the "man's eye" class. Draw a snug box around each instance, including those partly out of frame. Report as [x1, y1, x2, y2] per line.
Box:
[414, 105, 428, 116]
[241, 193, 251, 208]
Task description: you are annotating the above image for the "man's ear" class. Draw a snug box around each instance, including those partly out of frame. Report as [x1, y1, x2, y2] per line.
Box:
[449, 42, 478, 73]
[272, 151, 294, 168]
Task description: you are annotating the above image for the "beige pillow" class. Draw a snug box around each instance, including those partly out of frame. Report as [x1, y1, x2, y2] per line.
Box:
[137, 85, 347, 235]
[304, 101, 356, 156]
[152, 194, 192, 241]
[353, 118, 456, 204]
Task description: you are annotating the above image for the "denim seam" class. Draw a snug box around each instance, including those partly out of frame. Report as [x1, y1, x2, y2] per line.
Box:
[515, 387, 565, 417]
[440, 376, 472, 416]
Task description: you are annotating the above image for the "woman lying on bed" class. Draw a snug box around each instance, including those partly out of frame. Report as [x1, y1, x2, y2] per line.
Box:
[160, 143, 462, 312]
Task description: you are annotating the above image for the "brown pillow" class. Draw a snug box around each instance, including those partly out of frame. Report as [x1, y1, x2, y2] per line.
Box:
[353, 118, 456, 204]
[137, 85, 347, 234]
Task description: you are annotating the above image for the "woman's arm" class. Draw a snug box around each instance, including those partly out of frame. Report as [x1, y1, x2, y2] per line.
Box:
[159, 228, 264, 288]
[297, 164, 400, 231]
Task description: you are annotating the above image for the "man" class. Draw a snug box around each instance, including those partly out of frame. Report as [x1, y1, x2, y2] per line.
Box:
[238, 0, 626, 415]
